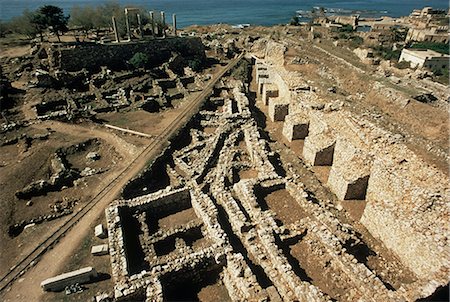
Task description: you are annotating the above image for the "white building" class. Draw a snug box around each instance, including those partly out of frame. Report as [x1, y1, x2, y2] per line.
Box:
[399, 48, 449, 69]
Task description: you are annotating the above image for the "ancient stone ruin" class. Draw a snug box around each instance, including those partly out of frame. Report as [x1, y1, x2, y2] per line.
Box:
[104, 55, 449, 301]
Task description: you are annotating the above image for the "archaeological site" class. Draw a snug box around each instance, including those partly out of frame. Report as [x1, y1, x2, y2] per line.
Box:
[0, 4, 449, 302]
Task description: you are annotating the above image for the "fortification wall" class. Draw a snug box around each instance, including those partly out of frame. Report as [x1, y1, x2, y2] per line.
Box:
[53, 37, 205, 71]
[255, 53, 449, 296]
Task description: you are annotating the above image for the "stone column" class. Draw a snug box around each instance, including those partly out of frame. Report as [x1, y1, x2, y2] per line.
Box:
[125, 9, 131, 41]
[137, 13, 142, 37]
[160, 11, 166, 38]
[150, 11, 156, 38]
[172, 14, 177, 36]
[112, 16, 120, 43]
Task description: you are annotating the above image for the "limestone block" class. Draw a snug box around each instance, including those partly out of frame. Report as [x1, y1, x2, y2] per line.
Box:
[307, 113, 328, 136]
[327, 166, 370, 200]
[257, 78, 271, 96]
[41, 267, 97, 291]
[95, 224, 107, 239]
[91, 244, 109, 256]
[257, 70, 270, 82]
[266, 286, 283, 302]
[282, 113, 309, 142]
[303, 132, 335, 166]
[268, 100, 289, 122]
[327, 138, 371, 200]
[256, 65, 268, 80]
[262, 83, 279, 106]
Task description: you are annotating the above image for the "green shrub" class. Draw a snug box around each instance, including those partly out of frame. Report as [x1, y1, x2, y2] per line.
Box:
[349, 36, 364, 48]
[231, 58, 250, 82]
[395, 61, 410, 69]
[338, 33, 348, 40]
[410, 42, 449, 55]
[433, 68, 449, 85]
[290, 16, 300, 26]
[188, 58, 202, 72]
[339, 24, 354, 33]
[374, 46, 402, 61]
[129, 52, 149, 69]
[432, 67, 443, 76]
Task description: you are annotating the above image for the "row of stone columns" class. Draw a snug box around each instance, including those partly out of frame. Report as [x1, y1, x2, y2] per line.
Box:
[112, 10, 178, 43]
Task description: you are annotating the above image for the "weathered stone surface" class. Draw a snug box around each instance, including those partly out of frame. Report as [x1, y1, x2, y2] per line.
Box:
[95, 224, 107, 239]
[268, 100, 289, 122]
[303, 131, 336, 166]
[91, 244, 109, 256]
[262, 83, 279, 106]
[282, 113, 310, 141]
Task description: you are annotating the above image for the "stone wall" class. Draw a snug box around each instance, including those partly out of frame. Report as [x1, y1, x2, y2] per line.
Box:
[53, 37, 205, 72]
[327, 137, 372, 200]
[255, 50, 449, 299]
[282, 113, 309, 142]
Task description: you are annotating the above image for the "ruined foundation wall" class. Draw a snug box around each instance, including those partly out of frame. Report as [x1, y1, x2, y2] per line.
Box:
[313, 110, 448, 283]
[327, 137, 372, 200]
[254, 49, 449, 295]
[254, 58, 291, 123]
[361, 151, 449, 281]
[55, 37, 206, 71]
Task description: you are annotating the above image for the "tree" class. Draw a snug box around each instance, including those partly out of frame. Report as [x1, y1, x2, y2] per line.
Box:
[0, 21, 9, 38]
[290, 15, 300, 26]
[9, 10, 46, 40]
[310, 8, 318, 20]
[30, 10, 47, 41]
[319, 7, 326, 17]
[129, 52, 150, 69]
[70, 6, 96, 32]
[37, 5, 69, 42]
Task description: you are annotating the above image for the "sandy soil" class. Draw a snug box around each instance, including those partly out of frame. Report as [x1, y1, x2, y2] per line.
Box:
[0, 120, 143, 277]
[0, 45, 31, 59]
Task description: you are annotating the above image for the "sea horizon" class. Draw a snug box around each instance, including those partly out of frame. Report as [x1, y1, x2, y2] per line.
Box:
[0, 0, 449, 27]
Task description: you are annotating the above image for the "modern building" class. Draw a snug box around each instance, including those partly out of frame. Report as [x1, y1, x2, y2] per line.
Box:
[399, 48, 449, 69]
[409, 7, 447, 18]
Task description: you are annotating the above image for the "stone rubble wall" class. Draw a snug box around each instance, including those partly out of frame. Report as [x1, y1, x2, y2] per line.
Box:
[254, 49, 449, 298]
[327, 137, 372, 200]
[233, 179, 328, 302]
[302, 130, 336, 166]
[282, 112, 309, 142]
[254, 59, 291, 122]
[53, 37, 206, 72]
[268, 101, 289, 122]
[223, 253, 268, 301]
[262, 83, 279, 106]
[242, 123, 279, 180]
[106, 186, 233, 300]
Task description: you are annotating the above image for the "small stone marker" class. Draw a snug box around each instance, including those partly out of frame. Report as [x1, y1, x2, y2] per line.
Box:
[91, 244, 109, 256]
[95, 224, 107, 239]
[86, 152, 100, 161]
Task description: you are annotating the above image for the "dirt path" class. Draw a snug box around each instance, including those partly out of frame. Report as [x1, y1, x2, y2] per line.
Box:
[32, 120, 143, 159]
[0, 45, 31, 59]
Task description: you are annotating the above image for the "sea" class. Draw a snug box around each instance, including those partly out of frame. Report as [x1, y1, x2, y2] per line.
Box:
[0, 0, 449, 28]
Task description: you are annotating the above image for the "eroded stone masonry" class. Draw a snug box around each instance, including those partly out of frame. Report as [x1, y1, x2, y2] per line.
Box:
[105, 46, 449, 301]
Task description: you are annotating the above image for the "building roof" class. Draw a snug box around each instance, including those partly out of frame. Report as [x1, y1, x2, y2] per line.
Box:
[402, 48, 450, 59]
